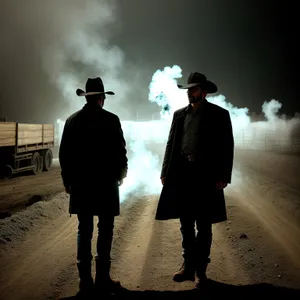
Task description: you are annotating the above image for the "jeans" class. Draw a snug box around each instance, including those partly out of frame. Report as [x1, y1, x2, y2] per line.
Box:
[180, 216, 212, 268]
[77, 214, 114, 264]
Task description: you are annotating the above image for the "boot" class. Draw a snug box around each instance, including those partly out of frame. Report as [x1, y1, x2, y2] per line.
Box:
[195, 272, 208, 288]
[173, 260, 195, 282]
[95, 260, 122, 295]
[195, 259, 209, 288]
[76, 261, 94, 297]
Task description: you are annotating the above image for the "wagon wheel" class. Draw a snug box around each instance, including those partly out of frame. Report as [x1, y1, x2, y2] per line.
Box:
[31, 152, 42, 175]
[3, 165, 13, 179]
[42, 149, 53, 171]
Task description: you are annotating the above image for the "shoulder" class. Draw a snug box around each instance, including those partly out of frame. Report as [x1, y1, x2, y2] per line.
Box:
[173, 106, 188, 117]
[174, 106, 186, 114]
[65, 110, 82, 126]
[101, 109, 120, 123]
[206, 101, 230, 117]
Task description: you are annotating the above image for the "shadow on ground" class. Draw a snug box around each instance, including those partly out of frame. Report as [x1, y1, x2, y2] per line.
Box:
[59, 279, 300, 299]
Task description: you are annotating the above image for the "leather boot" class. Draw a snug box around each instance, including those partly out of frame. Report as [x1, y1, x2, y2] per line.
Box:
[95, 259, 122, 295]
[173, 260, 195, 282]
[195, 259, 210, 288]
[76, 261, 94, 297]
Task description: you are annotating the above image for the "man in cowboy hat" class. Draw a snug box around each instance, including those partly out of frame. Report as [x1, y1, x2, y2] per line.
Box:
[155, 72, 234, 288]
[59, 77, 128, 297]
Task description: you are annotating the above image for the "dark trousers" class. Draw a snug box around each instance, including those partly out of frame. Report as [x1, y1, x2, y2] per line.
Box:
[176, 157, 214, 268]
[77, 214, 114, 264]
[180, 216, 212, 269]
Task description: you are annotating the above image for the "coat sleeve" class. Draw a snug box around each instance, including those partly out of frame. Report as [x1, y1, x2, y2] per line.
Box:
[115, 116, 128, 180]
[220, 110, 234, 183]
[161, 112, 177, 179]
[59, 119, 72, 188]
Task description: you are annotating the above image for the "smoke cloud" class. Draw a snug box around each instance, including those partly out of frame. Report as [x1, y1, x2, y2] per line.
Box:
[148, 65, 300, 150]
[2, 2, 298, 202]
[0, 0, 140, 122]
[57, 64, 300, 202]
[119, 65, 300, 201]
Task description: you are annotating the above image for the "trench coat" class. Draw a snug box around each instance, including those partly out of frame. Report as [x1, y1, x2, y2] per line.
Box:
[59, 102, 128, 216]
[155, 100, 234, 223]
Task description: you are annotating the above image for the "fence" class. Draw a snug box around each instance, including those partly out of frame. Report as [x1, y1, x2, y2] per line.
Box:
[54, 119, 300, 155]
[234, 130, 300, 153]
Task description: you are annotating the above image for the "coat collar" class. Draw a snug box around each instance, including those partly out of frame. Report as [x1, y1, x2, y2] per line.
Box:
[176, 99, 208, 119]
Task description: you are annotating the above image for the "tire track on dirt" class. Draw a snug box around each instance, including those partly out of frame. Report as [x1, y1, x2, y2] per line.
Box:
[211, 208, 250, 285]
[0, 212, 78, 300]
[224, 167, 300, 287]
[137, 205, 196, 291]
[133, 196, 250, 290]
[230, 166, 300, 267]
[0, 164, 63, 214]
[1, 195, 152, 300]
[58, 195, 153, 299]
[110, 196, 159, 291]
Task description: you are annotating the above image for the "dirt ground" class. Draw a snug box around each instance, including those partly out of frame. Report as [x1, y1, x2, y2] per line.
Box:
[0, 149, 300, 300]
[0, 159, 64, 216]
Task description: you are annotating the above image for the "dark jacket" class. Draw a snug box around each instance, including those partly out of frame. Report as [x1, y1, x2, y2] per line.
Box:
[59, 103, 128, 216]
[155, 100, 234, 222]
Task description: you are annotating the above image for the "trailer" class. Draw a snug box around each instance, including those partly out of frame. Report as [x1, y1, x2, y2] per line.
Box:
[0, 122, 54, 179]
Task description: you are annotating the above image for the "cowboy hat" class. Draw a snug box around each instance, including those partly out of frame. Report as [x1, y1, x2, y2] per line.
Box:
[177, 72, 218, 94]
[76, 77, 115, 97]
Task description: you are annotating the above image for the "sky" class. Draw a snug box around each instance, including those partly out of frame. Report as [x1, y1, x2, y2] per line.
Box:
[0, 0, 298, 123]
[114, 0, 298, 117]
[0, 0, 299, 200]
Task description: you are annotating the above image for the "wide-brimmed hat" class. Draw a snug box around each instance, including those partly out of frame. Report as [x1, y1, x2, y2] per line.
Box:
[76, 77, 115, 97]
[177, 72, 218, 94]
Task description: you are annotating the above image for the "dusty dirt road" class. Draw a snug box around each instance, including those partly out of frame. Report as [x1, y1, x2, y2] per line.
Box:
[0, 150, 300, 299]
[0, 159, 64, 216]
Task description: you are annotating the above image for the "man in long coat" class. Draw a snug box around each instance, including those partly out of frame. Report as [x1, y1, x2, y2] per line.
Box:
[155, 72, 234, 288]
[59, 77, 128, 297]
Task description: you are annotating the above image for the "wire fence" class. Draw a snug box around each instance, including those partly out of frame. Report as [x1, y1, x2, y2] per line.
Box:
[234, 130, 300, 154]
[54, 120, 300, 155]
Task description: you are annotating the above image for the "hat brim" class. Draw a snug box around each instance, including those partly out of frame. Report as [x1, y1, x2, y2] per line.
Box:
[76, 89, 115, 97]
[177, 81, 218, 93]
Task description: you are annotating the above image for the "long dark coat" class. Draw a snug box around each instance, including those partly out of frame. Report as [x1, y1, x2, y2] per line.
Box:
[59, 103, 128, 216]
[155, 100, 234, 223]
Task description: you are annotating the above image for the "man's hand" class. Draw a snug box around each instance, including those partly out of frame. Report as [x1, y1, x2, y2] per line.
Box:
[216, 181, 227, 190]
[65, 186, 71, 194]
[161, 177, 166, 185]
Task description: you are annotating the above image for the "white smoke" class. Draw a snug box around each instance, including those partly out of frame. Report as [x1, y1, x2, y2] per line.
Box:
[263, 99, 282, 122]
[58, 66, 300, 202]
[0, 0, 139, 122]
[148, 65, 252, 134]
[118, 65, 300, 201]
[148, 65, 187, 120]
[246, 100, 300, 150]
[0, 1, 122, 122]
[1, 0, 165, 202]
[119, 139, 161, 200]
[12, 0, 295, 202]
[3, 1, 299, 204]
[42, 0, 132, 118]
[151, 65, 300, 149]
[56, 63, 300, 203]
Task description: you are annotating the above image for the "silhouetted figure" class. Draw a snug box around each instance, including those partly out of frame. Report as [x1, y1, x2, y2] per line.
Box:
[156, 72, 234, 288]
[59, 77, 128, 297]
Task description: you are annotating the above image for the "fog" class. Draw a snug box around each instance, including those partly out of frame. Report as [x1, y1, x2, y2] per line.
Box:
[0, 0, 146, 122]
[117, 65, 300, 201]
[55, 64, 300, 202]
[0, 1, 299, 202]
